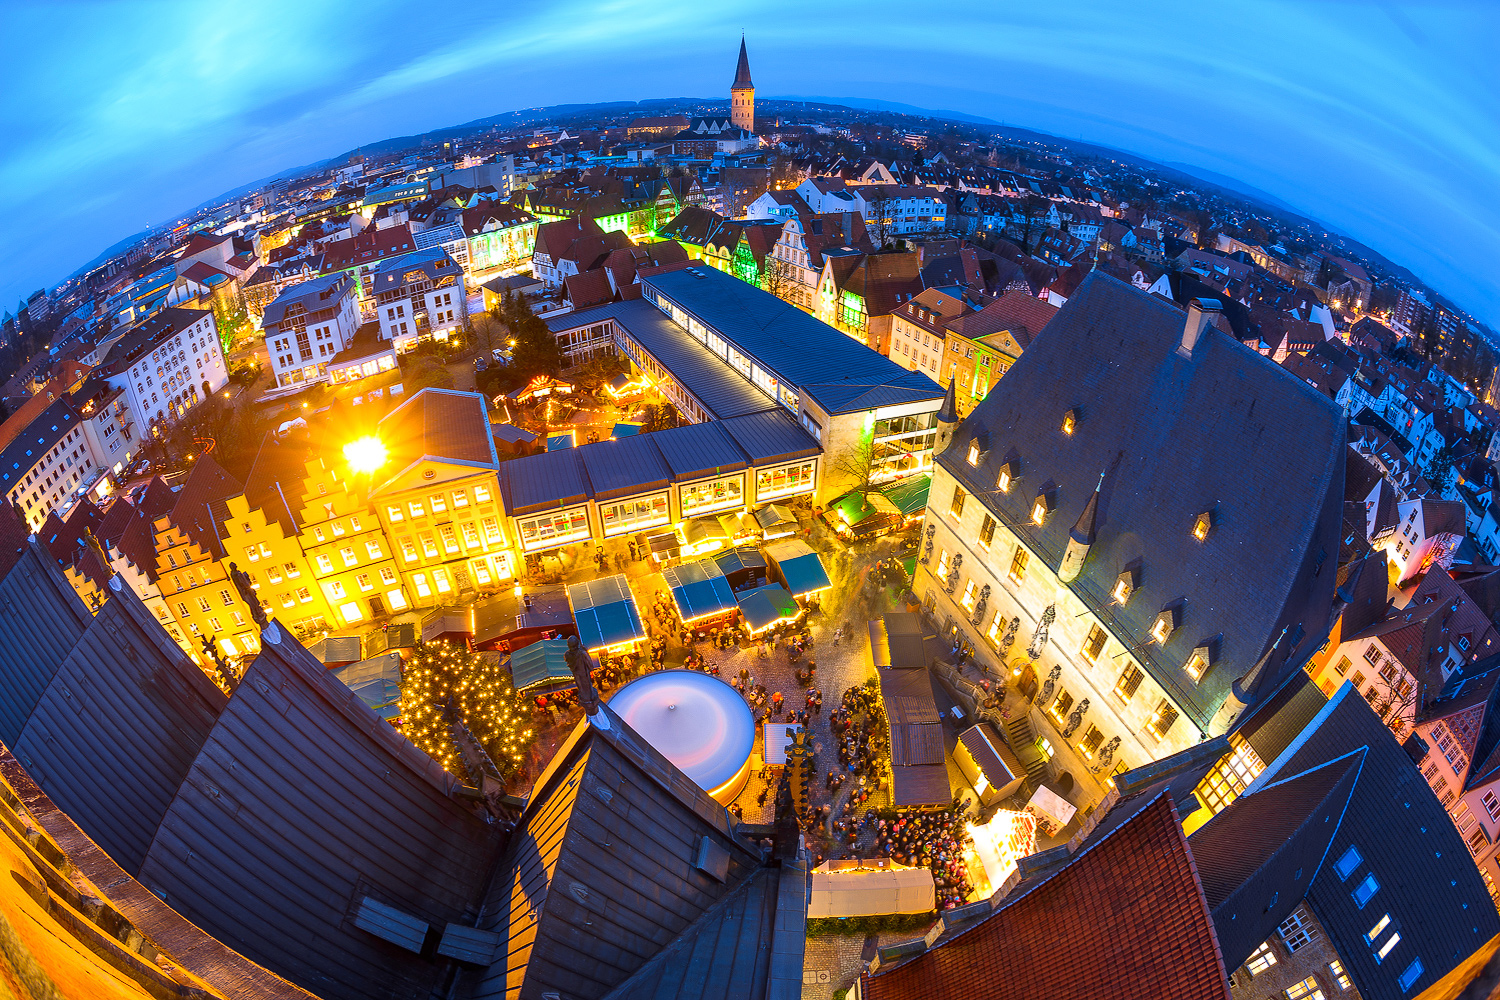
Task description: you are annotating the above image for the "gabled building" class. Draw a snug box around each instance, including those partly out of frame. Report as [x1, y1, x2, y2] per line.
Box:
[370, 248, 468, 351]
[261, 272, 361, 387]
[920, 278, 1346, 805]
[370, 389, 510, 607]
[98, 305, 228, 440]
[939, 290, 1061, 418]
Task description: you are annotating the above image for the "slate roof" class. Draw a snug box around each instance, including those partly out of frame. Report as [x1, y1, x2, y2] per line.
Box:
[860, 793, 1228, 1000]
[1249, 682, 1500, 1000]
[0, 396, 79, 494]
[99, 306, 214, 375]
[716, 410, 820, 464]
[942, 274, 1346, 732]
[0, 540, 93, 747]
[467, 698, 791, 1000]
[14, 573, 226, 875]
[641, 268, 943, 415]
[579, 433, 672, 501]
[1188, 754, 1360, 967]
[138, 622, 503, 1000]
[260, 272, 353, 331]
[168, 452, 243, 561]
[378, 388, 498, 478]
[549, 300, 778, 421]
[502, 447, 592, 514]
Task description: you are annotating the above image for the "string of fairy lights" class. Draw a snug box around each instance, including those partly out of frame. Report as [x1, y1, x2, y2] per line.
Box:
[398, 639, 536, 782]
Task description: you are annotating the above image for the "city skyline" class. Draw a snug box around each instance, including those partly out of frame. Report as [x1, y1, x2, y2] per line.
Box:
[1, 0, 1497, 326]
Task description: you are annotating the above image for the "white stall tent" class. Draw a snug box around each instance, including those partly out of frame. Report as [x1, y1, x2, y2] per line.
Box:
[808, 859, 935, 917]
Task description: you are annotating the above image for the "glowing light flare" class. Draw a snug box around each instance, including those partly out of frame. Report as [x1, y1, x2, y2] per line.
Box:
[343, 436, 388, 475]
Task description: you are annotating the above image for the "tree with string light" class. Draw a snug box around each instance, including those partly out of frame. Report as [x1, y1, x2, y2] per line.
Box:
[398, 640, 536, 784]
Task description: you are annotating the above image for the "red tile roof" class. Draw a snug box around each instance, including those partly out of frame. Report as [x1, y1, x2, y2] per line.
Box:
[861, 793, 1229, 1000]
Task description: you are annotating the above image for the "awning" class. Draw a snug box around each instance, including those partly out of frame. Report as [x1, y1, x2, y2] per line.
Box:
[567, 574, 647, 651]
[546, 432, 575, 451]
[754, 503, 798, 538]
[611, 422, 641, 438]
[880, 473, 932, 516]
[662, 558, 738, 623]
[508, 638, 573, 691]
[763, 539, 833, 597]
[309, 635, 362, 666]
[1026, 785, 1078, 828]
[763, 722, 803, 766]
[808, 860, 935, 918]
[718, 510, 760, 545]
[332, 652, 403, 715]
[737, 584, 800, 633]
[681, 517, 730, 556]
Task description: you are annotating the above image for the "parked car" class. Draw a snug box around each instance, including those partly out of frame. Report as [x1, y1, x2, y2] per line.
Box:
[491, 348, 512, 365]
[474, 355, 490, 372]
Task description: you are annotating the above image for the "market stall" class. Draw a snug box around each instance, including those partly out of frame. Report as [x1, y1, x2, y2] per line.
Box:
[736, 583, 802, 635]
[808, 859, 936, 918]
[714, 546, 768, 591]
[763, 539, 833, 600]
[567, 574, 647, 653]
[470, 586, 574, 652]
[507, 638, 573, 693]
[662, 558, 739, 626]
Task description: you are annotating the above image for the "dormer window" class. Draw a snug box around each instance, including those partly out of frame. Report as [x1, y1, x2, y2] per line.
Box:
[1192, 511, 1212, 541]
[1031, 489, 1052, 525]
[997, 461, 1014, 494]
[1062, 408, 1078, 436]
[967, 440, 981, 466]
[1113, 570, 1135, 605]
[1151, 605, 1180, 644]
[1185, 643, 1213, 682]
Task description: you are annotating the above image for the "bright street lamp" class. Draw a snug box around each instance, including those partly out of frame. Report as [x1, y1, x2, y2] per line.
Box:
[343, 436, 388, 475]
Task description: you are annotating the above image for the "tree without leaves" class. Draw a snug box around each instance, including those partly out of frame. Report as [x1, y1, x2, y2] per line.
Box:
[399, 640, 536, 782]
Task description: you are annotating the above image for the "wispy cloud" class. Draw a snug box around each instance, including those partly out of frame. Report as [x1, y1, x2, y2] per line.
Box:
[0, 0, 1495, 324]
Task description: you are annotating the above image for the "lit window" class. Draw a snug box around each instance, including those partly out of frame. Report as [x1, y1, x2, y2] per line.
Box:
[409, 501, 424, 518]
[1194, 734, 1265, 814]
[341, 546, 357, 567]
[387, 589, 408, 610]
[1193, 511, 1211, 541]
[1285, 976, 1324, 1000]
[430, 493, 446, 512]
[340, 602, 363, 625]
[937, 550, 950, 578]
[1082, 624, 1107, 663]
[1008, 546, 1028, 585]
[1486, 791, 1500, 822]
[1146, 699, 1177, 741]
[961, 580, 978, 611]
[1078, 725, 1104, 759]
[388, 505, 404, 522]
[1114, 664, 1143, 702]
[1352, 873, 1379, 908]
[434, 568, 452, 593]
[474, 484, 491, 503]
[1376, 932, 1400, 962]
[1031, 490, 1049, 525]
[1186, 652, 1208, 682]
[1328, 959, 1351, 991]
[366, 540, 382, 559]
[1048, 689, 1073, 724]
[978, 515, 996, 549]
[1335, 846, 1363, 880]
[452, 490, 469, 508]
[1246, 941, 1277, 976]
[421, 534, 438, 558]
[357, 573, 372, 591]
[316, 554, 334, 573]
[967, 440, 980, 466]
[1332, 655, 1351, 676]
[1151, 614, 1172, 644]
[328, 580, 346, 599]
[413, 573, 431, 598]
[950, 485, 966, 518]
[1113, 572, 1133, 604]
[997, 462, 1013, 493]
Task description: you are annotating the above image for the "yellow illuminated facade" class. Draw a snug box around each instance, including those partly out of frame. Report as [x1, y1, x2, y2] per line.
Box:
[374, 468, 512, 609]
[221, 492, 332, 636]
[296, 456, 409, 627]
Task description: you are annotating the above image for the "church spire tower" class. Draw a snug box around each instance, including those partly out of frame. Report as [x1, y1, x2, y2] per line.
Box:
[730, 36, 755, 134]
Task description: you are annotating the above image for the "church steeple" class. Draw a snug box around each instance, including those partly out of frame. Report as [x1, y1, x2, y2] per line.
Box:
[730, 36, 755, 134]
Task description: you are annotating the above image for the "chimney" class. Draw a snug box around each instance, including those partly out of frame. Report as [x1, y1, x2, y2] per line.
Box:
[1178, 297, 1222, 359]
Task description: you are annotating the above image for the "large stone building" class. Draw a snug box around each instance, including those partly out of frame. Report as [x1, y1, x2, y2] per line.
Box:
[917, 275, 1346, 799]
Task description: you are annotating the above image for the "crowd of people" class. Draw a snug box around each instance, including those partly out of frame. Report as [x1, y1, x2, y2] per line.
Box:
[871, 808, 976, 910]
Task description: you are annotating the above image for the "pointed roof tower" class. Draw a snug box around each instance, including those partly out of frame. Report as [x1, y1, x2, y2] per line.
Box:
[1058, 470, 1103, 583]
[936, 377, 959, 424]
[732, 36, 754, 89]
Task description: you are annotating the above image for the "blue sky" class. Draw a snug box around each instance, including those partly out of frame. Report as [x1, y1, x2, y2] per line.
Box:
[2, 1, 1496, 325]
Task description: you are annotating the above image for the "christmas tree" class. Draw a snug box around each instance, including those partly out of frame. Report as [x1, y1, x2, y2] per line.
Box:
[399, 639, 536, 783]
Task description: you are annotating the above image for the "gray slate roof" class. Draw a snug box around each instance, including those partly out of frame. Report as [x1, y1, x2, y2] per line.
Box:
[14, 573, 226, 875]
[640, 268, 943, 415]
[0, 396, 79, 493]
[137, 620, 502, 1000]
[260, 272, 353, 331]
[550, 300, 778, 421]
[942, 273, 1345, 732]
[0, 539, 92, 745]
[1243, 682, 1500, 1000]
[467, 699, 789, 1000]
